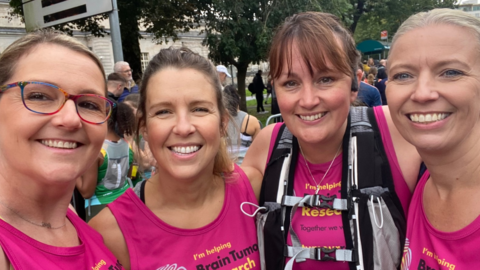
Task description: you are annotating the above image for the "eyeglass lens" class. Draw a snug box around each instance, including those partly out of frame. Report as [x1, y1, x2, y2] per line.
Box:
[22, 83, 112, 123]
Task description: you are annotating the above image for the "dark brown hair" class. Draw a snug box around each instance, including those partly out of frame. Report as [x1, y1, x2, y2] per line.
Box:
[223, 85, 240, 117]
[137, 47, 232, 176]
[269, 12, 359, 90]
[108, 102, 136, 137]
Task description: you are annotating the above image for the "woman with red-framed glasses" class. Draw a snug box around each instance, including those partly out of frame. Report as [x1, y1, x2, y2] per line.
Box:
[0, 30, 122, 269]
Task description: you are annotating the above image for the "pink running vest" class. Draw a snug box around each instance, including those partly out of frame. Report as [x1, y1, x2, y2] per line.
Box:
[0, 209, 123, 269]
[267, 106, 411, 270]
[401, 171, 480, 270]
[108, 164, 261, 270]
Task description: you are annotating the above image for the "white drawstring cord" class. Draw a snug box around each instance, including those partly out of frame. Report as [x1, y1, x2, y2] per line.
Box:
[240, 202, 268, 217]
[370, 195, 384, 228]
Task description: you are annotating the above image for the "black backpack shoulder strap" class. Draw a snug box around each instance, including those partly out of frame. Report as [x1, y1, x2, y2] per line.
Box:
[260, 123, 292, 204]
[352, 107, 383, 188]
[340, 111, 355, 270]
[365, 108, 401, 201]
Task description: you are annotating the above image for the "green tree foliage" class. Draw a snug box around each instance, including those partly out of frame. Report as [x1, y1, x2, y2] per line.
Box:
[350, 0, 457, 43]
[8, 0, 205, 80]
[200, 0, 352, 111]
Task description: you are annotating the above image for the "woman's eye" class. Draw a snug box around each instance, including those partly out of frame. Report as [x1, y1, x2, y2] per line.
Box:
[442, 69, 463, 78]
[25, 92, 52, 101]
[193, 107, 209, 113]
[392, 73, 412, 81]
[318, 77, 333, 84]
[155, 110, 170, 116]
[78, 101, 101, 112]
[283, 81, 298, 88]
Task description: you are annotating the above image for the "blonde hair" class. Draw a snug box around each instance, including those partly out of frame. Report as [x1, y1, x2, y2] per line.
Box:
[391, 9, 480, 55]
[0, 29, 106, 94]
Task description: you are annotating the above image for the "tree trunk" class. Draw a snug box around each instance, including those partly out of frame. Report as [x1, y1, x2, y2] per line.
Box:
[236, 62, 249, 112]
[118, 0, 143, 82]
[349, 0, 366, 34]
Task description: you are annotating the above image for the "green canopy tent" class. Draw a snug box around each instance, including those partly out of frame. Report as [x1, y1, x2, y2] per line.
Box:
[356, 39, 390, 58]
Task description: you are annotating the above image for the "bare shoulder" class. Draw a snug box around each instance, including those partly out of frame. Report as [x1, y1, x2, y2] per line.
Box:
[242, 123, 276, 201]
[0, 246, 9, 270]
[89, 208, 131, 270]
[381, 106, 421, 192]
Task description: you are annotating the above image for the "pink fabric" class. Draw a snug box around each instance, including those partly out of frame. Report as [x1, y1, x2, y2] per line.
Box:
[401, 171, 480, 270]
[0, 209, 122, 269]
[108, 164, 260, 270]
[288, 153, 346, 270]
[373, 106, 412, 214]
[267, 107, 410, 269]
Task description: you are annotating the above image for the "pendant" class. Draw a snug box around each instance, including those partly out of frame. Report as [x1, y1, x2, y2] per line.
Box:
[41, 222, 52, 229]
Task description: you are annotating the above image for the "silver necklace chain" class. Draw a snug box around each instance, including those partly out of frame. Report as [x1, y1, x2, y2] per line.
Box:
[298, 142, 342, 195]
[0, 199, 66, 229]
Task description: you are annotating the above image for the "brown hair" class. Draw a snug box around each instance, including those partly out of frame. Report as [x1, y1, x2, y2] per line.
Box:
[223, 85, 240, 117]
[137, 47, 233, 176]
[367, 74, 375, 86]
[269, 12, 359, 90]
[108, 102, 136, 137]
[0, 29, 106, 95]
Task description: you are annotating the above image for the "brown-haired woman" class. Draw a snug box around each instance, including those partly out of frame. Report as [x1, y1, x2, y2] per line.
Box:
[90, 47, 261, 269]
[242, 12, 421, 270]
[0, 30, 121, 269]
[224, 84, 261, 165]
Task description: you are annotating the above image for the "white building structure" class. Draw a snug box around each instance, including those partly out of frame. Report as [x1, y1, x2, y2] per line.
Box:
[457, 0, 480, 18]
[0, 0, 208, 75]
[0, 0, 268, 85]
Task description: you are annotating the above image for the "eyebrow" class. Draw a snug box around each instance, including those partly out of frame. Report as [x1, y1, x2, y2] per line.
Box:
[190, 100, 215, 107]
[280, 72, 301, 78]
[279, 69, 336, 78]
[390, 59, 470, 71]
[433, 59, 470, 70]
[148, 100, 215, 108]
[27, 80, 104, 95]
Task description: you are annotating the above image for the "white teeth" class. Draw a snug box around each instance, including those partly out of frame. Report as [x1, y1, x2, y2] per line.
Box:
[418, 115, 425, 122]
[409, 113, 449, 124]
[300, 112, 326, 121]
[171, 146, 200, 154]
[41, 140, 78, 149]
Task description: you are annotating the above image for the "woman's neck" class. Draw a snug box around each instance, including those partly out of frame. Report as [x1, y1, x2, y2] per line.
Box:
[106, 130, 121, 142]
[421, 133, 480, 192]
[147, 168, 224, 210]
[298, 122, 346, 164]
[0, 171, 74, 229]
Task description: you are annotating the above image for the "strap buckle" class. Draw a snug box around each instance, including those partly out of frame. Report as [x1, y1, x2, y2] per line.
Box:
[304, 194, 336, 209]
[315, 247, 336, 261]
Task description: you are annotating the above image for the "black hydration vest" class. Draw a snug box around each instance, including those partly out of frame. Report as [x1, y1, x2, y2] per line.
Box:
[256, 106, 406, 270]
